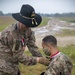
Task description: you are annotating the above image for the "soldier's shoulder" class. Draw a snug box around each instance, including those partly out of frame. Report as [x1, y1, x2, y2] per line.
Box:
[28, 28, 33, 32]
[52, 52, 71, 65]
[1, 23, 17, 37]
[59, 52, 71, 62]
[28, 28, 35, 35]
[50, 53, 65, 65]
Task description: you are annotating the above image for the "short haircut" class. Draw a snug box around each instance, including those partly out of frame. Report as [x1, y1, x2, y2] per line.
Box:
[42, 35, 57, 46]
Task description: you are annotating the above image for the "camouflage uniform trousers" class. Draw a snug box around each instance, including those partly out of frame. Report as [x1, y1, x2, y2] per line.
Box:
[0, 70, 20, 75]
[0, 71, 11, 75]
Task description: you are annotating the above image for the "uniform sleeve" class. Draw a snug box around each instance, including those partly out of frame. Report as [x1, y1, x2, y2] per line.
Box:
[27, 31, 42, 57]
[18, 53, 37, 66]
[44, 65, 57, 75]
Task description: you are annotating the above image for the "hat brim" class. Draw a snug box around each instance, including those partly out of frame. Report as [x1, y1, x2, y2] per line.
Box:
[12, 13, 42, 27]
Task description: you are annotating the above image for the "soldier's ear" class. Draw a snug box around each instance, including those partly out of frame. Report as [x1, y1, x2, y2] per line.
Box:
[47, 44, 52, 49]
[42, 41, 47, 48]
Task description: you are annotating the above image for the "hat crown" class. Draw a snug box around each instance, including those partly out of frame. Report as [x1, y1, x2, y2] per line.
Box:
[12, 4, 42, 27]
[20, 4, 35, 18]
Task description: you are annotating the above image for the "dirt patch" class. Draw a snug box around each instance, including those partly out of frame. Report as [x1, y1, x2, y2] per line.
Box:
[33, 18, 75, 48]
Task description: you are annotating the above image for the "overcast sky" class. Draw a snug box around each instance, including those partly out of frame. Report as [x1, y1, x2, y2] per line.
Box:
[0, 0, 75, 14]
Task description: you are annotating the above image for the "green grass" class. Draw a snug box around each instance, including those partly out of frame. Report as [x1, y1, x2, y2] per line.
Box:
[58, 45, 75, 58]
[19, 63, 47, 75]
[56, 29, 75, 36]
[19, 45, 75, 75]
[0, 16, 16, 31]
[39, 17, 50, 27]
[57, 17, 75, 23]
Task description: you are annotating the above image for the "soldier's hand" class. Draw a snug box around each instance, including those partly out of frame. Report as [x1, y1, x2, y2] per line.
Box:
[37, 57, 50, 66]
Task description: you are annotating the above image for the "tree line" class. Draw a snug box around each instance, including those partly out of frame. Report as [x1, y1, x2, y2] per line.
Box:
[0, 11, 75, 17]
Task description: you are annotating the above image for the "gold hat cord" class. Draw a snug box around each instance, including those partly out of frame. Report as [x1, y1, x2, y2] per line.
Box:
[20, 13, 38, 25]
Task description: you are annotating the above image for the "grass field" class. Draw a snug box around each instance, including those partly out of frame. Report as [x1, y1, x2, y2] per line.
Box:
[0, 16, 16, 31]
[19, 45, 75, 75]
[57, 16, 75, 23]
[39, 17, 50, 27]
[56, 29, 75, 36]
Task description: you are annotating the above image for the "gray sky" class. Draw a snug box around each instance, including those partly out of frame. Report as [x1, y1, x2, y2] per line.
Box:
[0, 0, 75, 14]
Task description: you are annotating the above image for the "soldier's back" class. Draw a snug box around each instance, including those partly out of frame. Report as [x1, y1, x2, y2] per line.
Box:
[45, 52, 73, 75]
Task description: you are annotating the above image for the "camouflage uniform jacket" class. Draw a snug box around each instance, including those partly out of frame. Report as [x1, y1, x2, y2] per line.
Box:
[0, 22, 42, 75]
[44, 52, 73, 75]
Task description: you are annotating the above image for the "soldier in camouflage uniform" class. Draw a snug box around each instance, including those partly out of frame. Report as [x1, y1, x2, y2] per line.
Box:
[40, 35, 73, 75]
[0, 4, 48, 75]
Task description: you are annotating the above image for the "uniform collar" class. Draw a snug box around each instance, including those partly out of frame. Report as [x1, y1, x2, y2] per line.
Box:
[50, 51, 60, 58]
[15, 22, 27, 34]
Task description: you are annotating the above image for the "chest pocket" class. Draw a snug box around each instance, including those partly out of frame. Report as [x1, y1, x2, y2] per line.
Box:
[12, 39, 22, 52]
[12, 38, 29, 52]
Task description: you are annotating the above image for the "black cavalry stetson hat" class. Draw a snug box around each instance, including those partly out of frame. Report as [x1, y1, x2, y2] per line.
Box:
[12, 4, 42, 27]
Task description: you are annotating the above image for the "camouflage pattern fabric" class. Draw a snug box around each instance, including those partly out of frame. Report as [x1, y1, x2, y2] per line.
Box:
[44, 52, 73, 75]
[0, 71, 12, 75]
[0, 70, 20, 75]
[0, 22, 42, 74]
